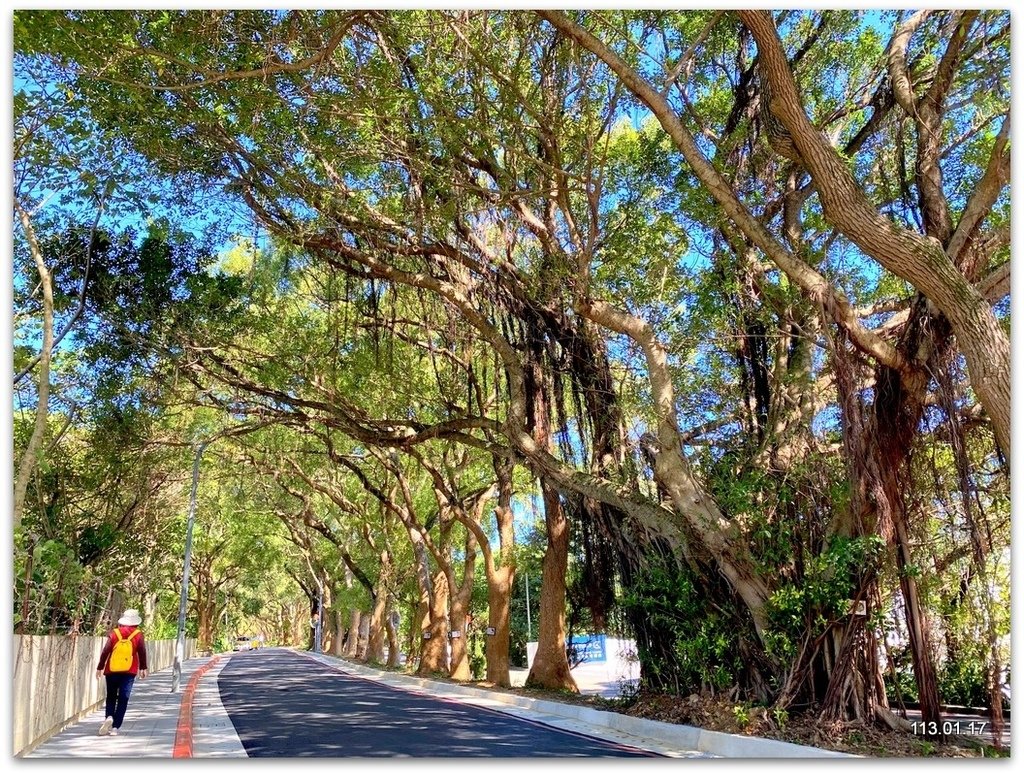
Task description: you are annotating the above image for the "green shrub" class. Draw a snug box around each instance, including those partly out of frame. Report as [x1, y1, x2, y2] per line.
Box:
[764, 535, 884, 660]
[623, 561, 745, 694]
[939, 657, 989, 708]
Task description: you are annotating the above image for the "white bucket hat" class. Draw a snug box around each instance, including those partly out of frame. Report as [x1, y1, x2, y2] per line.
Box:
[118, 609, 142, 626]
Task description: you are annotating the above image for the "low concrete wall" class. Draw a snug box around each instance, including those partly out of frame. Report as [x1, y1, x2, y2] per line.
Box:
[12, 634, 196, 756]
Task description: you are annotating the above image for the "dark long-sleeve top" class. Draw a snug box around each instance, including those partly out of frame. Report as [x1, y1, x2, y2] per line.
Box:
[96, 625, 149, 676]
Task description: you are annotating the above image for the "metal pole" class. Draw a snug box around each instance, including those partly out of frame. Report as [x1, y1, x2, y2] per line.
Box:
[172, 440, 207, 693]
[524, 570, 531, 641]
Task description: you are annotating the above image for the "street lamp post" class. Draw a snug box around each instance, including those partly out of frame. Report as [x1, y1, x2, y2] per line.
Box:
[171, 440, 208, 693]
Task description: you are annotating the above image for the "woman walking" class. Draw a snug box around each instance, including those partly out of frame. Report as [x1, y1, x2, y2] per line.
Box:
[95, 608, 149, 736]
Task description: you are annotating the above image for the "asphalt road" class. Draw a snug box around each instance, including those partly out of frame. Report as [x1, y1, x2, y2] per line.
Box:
[217, 648, 659, 757]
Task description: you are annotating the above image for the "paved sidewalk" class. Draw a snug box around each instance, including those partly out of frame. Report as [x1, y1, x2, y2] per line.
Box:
[23, 655, 244, 758]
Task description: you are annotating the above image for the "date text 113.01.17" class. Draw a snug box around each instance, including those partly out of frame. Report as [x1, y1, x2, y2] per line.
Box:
[910, 720, 989, 736]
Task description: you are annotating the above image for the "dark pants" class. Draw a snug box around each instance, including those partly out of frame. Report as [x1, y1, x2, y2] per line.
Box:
[104, 673, 136, 729]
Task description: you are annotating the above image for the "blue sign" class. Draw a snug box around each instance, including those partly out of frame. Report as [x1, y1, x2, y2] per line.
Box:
[569, 634, 606, 663]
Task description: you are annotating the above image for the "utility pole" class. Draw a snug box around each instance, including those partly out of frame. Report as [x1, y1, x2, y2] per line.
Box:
[524, 570, 532, 641]
[171, 440, 208, 693]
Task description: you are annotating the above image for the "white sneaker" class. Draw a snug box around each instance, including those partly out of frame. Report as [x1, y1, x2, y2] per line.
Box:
[109, 729, 118, 736]
[99, 717, 113, 736]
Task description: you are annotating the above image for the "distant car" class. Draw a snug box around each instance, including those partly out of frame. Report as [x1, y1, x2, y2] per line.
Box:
[233, 636, 252, 652]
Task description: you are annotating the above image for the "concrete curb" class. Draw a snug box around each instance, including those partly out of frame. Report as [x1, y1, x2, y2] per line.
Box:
[304, 651, 852, 758]
[173, 654, 222, 757]
[191, 656, 248, 757]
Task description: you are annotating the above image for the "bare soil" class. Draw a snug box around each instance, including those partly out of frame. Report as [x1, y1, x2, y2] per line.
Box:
[455, 677, 1004, 758]
[367, 658, 1005, 758]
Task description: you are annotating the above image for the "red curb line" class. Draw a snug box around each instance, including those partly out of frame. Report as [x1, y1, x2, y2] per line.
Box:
[172, 656, 221, 758]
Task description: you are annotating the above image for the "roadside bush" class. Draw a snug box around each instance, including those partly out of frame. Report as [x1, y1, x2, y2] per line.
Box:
[622, 561, 744, 695]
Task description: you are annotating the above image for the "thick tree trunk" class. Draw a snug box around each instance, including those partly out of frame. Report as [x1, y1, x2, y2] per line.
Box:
[525, 476, 577, 692]
[318, 584, 336, 654]
[143, 593, 158, 637]
[893, 519, 942, 732]
[825, 319, 942, 729]
[365, 592, 388, 664]
[448, 608, 470, 680]
[485, 565, 514, 683]
[197, 596, 215, 652]
[448, 530, 478, 681]
[485, 454, 516, 686]
[987, 653, 1005, 749]
[419, 569, 449, 675]
[873, 362, 944, 732]
[365, 550, 394, 664]
[818, 588, 889, 724]
[385, 598, 400, 667]
[329, 606, 344, 656]
[356, 614, 370, 659]
[409, 538, 441, 674]
[521, 343, 577, 693]
[344, 609, 360, 657]
[195, 567, 219, 652]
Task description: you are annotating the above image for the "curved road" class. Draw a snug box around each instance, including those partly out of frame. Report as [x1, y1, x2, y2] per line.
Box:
[217, 649, 658, 757]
